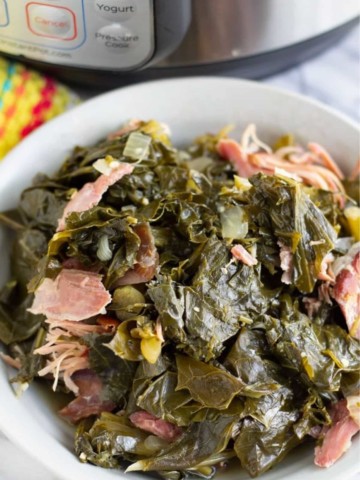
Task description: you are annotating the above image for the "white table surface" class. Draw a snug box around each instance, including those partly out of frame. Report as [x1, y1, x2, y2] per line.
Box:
[0, 23, 359, 480]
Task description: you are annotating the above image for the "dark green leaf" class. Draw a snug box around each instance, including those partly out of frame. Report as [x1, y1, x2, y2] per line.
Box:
[224, 328, 282, 397]
[9, 327, 47, 385]
[264, 306, 360, 392]
[247, 174, 337, 293]
[11, 229, 48, 289]
[129, 415, 237, 472]
[150, 237, 279, 360]
[0, 281, 42, 345]
[85, 334, 137, 404]
[19, 188, 66, 230]
[234, 413, 301, 477]
[176, 355, 243, 410]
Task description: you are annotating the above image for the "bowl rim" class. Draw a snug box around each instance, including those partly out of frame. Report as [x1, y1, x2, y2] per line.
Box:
[0, 76, 359, 173]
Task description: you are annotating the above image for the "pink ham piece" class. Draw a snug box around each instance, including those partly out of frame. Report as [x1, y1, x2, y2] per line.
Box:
[217, 138, 346, 206]
[231, 244, 258, 266]
[62, 257, 87, 270]
[115, 223, 159, 285]
[57, 162, 134, 231]
[130, 410, 182, 441]
[332, 244, 360, 339]
[62, 257, 102, 273]
[59, 369, 115, 423]
[29, 269, 111, 322]
[314, 399, 360, 468]
[217, 138, 260, 178]
[278, 240, 293, 285]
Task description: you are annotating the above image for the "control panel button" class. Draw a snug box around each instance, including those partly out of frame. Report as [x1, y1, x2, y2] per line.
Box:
[94, 1, 137, 22]
[26, 3, 77, 40]
[0, 0, 9, 27]
[95, 24, 139, 53]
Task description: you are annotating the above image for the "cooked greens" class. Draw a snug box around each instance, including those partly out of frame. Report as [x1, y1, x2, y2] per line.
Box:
[0, 120, 359, 479]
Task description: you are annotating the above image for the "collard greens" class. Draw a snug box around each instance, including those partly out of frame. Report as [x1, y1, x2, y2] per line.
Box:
[0, 122, 359, 479]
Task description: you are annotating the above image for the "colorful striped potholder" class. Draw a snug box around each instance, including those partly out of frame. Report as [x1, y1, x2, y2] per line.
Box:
[0, 58, 79, 159]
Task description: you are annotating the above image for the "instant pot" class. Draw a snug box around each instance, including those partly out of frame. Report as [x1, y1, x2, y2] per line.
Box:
[1, 0, 359, 86]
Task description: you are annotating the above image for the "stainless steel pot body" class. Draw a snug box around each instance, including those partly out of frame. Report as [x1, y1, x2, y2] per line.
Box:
[0, 0, 358, 85]
[157, 0, 360, 68]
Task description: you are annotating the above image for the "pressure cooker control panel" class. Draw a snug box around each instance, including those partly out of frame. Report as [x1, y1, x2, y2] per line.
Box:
[0, 0, 155, 70]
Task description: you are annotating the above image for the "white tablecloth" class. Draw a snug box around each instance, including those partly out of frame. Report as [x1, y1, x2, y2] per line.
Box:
[0, 23, 359, 480]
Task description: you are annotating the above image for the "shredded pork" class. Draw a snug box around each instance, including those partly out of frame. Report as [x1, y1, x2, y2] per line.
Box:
[217, 128, 346, 206]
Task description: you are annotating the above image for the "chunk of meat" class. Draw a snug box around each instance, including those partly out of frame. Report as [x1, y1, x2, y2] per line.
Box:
[332, 244, 360, 339]
[278, 240, 293, 285]
[62, 257, 86, 270]
[314, 399, 359, 468]
[62, 257, 101, 273]
[29, 269, 111, 322]
[231, 244, 258, 266]
[130, 410, 182, 441]
[62, 257, 103, 276]
[57, 162, 134, 231]
[317, 253, 335, 283]
[217, 138, 260, 178]
[115, 223, 159, 286]
[59, 369, 115, 423]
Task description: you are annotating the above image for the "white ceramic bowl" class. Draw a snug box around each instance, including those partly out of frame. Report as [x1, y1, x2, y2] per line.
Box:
[0, 78, 359, 480]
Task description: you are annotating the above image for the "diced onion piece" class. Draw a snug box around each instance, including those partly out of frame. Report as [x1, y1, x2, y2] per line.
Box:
[97, 235, 112, 261]
[123, 132, 151, 161]
[13, 381, 29, 398]
[140, 120, 171, 145]
[221, 205, 248, 240]
[93, 155, 120, 175]
[344, 206, 360, 241]
[187, 156, 214, 172]
[143, 435, 168, 453]
[234, 175, 251, 191]
[347, 395, 360, 427]
[140, 336, 162, 364]
[93, 158, 111, 175]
